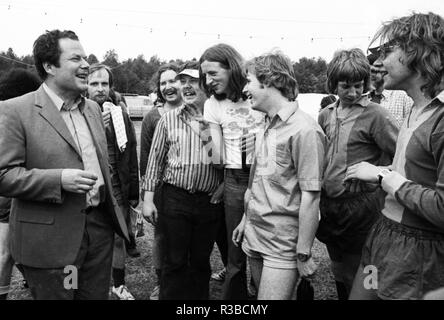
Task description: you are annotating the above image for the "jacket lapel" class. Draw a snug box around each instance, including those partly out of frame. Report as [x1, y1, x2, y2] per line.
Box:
[36, 86, 82, 157]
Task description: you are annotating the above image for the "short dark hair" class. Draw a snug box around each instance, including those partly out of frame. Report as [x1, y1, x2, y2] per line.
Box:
[326, 48, 371, 94]
[88, 63, 114, 88]
[33, 30, 79, 80]
[0, 68, 41, 100]
[369, 12, 444, 98]
[245, 51, 298, 101]
[320, 94, 337, 109]
[154, 63, 180, 104]
[199, 43, 246, 102]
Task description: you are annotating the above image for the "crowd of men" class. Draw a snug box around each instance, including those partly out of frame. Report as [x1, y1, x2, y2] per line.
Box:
[0, 11, 444, 300]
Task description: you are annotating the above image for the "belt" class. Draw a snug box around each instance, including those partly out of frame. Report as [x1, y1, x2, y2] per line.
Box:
[164, 183, 211, 196]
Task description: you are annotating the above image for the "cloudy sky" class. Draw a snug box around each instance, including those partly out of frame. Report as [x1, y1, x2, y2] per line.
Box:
[0, 0, 442, 63]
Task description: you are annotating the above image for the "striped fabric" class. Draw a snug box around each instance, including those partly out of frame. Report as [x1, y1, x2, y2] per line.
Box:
[142, 105, 222, 194]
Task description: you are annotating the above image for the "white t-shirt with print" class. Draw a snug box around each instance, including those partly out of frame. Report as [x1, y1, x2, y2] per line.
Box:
[204, 96, 265, 169]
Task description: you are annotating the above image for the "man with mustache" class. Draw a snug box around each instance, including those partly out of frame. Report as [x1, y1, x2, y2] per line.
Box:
[142, 61, 223, 299]
[0, 30, 128, 299]
[87, 63, 139, 300]
[140, 62, 182, 300]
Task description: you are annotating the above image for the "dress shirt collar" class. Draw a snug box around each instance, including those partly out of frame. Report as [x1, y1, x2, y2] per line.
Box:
[328, 95, 370, 110]
[43, 82, 85, 113]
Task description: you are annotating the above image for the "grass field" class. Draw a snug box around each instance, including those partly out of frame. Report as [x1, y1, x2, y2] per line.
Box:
[7, 119, 337, 300]
[8, 222, 337, 300]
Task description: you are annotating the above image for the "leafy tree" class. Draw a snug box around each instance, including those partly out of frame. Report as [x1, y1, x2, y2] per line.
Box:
[0, 47, 329, 96]
[102, 49, 119, 68]
[293, 57, 328, 93]
[87, 54, 99, 65]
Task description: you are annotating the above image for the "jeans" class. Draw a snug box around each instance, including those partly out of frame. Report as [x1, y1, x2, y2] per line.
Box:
[159, 184, 223, 300]
[222, 169, 249, 300]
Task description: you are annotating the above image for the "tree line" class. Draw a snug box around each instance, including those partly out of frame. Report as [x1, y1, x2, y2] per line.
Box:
[0, 48, 328, 95]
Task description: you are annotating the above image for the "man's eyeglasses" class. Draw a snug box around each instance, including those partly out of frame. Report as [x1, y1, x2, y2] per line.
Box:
[368, 40, 399, 59]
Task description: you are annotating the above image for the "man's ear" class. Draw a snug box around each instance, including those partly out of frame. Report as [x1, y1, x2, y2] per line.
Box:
[43, 62, 55, 76]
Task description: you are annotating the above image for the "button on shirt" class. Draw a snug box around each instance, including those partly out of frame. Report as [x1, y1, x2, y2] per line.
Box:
[143, 105, 222, 194]
[43, 83, 105, 207]
[243, 102, 326, 261]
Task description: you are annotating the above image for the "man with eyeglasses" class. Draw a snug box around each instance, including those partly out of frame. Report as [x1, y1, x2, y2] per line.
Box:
[345, 12, 444, 300]
[367, 52, 413, 127]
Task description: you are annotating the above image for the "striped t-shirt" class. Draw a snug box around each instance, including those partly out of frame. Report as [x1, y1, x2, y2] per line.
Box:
[143, 105, 222, 194]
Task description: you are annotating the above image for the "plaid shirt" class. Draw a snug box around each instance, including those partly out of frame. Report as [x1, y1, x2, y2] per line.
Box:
[371, 90, 413, 128]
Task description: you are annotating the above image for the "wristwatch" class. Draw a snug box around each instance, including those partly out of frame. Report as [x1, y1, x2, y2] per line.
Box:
[297, 253, 312, 262]
[377, 168, 392, 185]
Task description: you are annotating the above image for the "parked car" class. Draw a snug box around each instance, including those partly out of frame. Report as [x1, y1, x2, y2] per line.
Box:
[122, 94, 153, 119]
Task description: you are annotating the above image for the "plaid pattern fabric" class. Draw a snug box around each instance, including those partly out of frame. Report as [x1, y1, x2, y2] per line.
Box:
[379, 90, 413, 128]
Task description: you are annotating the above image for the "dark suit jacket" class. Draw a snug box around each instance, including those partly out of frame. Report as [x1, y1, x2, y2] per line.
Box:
[106, 110, 139, 206]
[0, 85, 129, 268]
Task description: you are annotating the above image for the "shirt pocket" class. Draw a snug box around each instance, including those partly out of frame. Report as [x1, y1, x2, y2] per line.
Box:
[17, 202, 55, 225]
[256, 141, 289, 183]
[268, 144, 290, 184]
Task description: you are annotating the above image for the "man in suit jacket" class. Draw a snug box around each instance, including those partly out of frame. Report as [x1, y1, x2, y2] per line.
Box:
[0, 29, 128, 300]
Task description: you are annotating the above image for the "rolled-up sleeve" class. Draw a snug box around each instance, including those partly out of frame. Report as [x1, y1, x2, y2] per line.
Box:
[293, 127, 326, 191]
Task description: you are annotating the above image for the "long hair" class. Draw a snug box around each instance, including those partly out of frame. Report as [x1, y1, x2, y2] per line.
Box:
[326, 48, 371, 94]
[199, 43, 246, 102]
[369, 12, 444, 98]
[154, 63, 180, 104]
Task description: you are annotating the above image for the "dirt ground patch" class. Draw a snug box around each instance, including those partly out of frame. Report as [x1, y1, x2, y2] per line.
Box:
[7, 220, 337, 300]
[7, 120, 337, 300]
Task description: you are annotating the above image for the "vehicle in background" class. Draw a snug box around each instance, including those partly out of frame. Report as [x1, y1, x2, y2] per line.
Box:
[122, 94, 153, 119]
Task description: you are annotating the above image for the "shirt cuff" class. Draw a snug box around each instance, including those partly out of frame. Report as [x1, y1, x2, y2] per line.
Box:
[381, 171, 408, 196]
[299, 179, 322, 191]
[142, 178, 157, 192]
